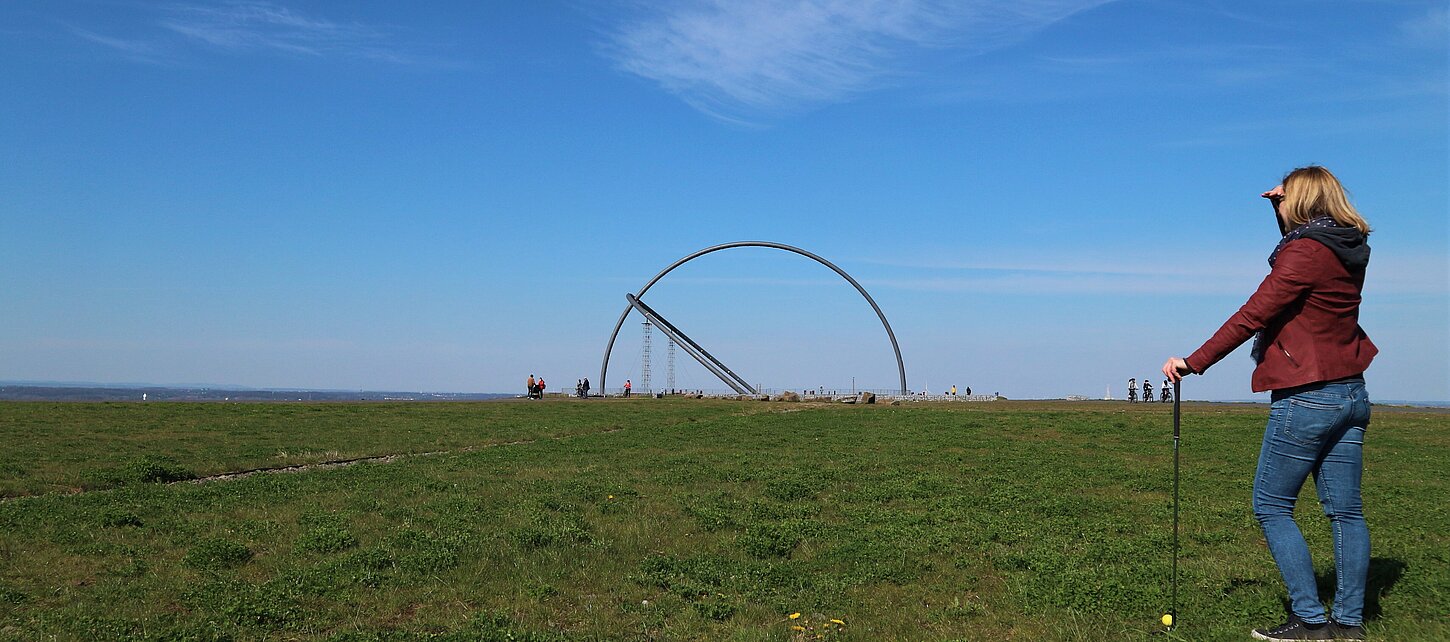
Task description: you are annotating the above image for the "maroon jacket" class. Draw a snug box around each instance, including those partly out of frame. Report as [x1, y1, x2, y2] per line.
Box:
[1185, 237, 1376, 392]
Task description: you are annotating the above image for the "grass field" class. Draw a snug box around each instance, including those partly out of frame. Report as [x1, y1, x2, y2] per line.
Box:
[0, 399, 1445, 641]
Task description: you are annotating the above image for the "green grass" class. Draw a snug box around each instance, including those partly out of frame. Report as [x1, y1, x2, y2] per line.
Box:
[0, 399, 1445, 641]
[0, 401, 724, 497]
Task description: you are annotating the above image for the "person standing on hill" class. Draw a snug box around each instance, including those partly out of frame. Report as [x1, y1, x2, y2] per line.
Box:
[1164, 166, 1376, 642]
[623, 379, 632, 397]
[527, 374, 536, 399]
[582, 377, 590, 397]
[537, 377, 545, 398]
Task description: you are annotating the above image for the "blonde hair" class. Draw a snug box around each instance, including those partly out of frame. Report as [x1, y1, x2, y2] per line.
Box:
[1280, 166, 1372, 235]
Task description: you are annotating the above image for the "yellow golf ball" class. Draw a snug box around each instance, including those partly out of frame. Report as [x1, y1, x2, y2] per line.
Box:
[1161, 614, 1174, 626]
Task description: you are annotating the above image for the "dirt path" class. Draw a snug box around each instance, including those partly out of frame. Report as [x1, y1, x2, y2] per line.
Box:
[183, 428, 625, 484]
[0, 428, 625, 503]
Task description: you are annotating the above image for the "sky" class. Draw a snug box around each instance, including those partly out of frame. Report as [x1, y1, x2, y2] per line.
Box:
[1, 0, 1446, 401]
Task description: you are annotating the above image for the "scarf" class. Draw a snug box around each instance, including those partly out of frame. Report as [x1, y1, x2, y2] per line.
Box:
[1267, 215, 1339, 267]
[1251, 215, 1339, 363]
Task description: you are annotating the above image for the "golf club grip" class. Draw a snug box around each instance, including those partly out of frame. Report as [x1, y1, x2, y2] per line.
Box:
[1173, 380, 1180, 438]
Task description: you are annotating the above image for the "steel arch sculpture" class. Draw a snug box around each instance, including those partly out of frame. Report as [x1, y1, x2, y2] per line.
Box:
[599, 241, 907, 395]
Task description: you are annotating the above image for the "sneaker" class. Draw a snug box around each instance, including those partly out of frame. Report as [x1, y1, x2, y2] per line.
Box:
[1251, 616, 1334, 641]
[1331, 620, 1366, 640]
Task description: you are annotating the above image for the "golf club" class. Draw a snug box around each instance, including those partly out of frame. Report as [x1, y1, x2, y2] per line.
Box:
[1169, 379, 1181, 631]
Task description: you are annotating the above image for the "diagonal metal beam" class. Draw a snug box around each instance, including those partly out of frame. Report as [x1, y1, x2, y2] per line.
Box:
[626, 294, 755, 395]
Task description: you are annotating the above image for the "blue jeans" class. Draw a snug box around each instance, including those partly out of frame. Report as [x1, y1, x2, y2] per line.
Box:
[1253, 377, 1371, 626]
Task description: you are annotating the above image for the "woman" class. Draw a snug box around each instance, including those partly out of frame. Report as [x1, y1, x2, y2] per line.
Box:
[1163, 166, 1375, 642]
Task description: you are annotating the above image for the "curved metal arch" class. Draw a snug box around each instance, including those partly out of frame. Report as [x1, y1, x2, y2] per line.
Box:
[599, 241, 907, 395]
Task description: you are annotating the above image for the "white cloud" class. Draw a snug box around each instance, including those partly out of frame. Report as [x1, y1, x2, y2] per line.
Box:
[607, 0, 1116, 121]
[68, 26, 172, 64]
[159, 2, 398, 60]
[1401, 6, 1450, 48]
[857, 249, 1448, 296]
[70, 2, 436, 65]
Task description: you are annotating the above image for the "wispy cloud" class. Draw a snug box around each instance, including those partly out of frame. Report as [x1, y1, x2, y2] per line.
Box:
[606, 0, 1116, 121]
[856, 250, 1448, 296]
[1156, 100, 1449, 148]
[860, 253, 1264, 278]
[70, 2, 439, 66]
[160, 2, 402, 61]
[599, 253, 1263, 296]
[68, 26, 173, 65]
[865, 273, 1211, 295]
[857, 255, 1261, 295]
[1401, 6, 1449, 48]
[602, 275, 840, 289]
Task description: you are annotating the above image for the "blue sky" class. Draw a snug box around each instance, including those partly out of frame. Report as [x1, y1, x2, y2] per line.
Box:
[2, 0, 1446, 401]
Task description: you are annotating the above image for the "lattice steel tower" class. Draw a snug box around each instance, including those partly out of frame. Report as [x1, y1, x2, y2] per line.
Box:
[667, 338, 676, 391]
[641, 321, 652, 393]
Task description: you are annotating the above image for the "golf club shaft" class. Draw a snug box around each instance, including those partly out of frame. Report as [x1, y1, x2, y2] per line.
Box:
[1171, 379, 1181, 627]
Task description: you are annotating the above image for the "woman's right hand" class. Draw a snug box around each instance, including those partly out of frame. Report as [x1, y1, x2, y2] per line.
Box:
[1162, 357, 1191, 382]
[1262, 184, 1288, 234]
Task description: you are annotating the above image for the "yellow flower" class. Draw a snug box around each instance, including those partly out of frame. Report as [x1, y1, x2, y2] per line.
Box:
[830, 619, 845, 625]
[791, 625, 805, 631]
[788, 612, 801, 619]
[607, 495, 614, 499]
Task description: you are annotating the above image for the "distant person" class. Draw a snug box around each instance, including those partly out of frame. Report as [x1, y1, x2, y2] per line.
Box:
[582, 378, 590, 397]
[576, 379, 583, 398]
[537, 377, 545, 398]
[623, 379, 632, 397]
[1142, 379, 1153, 403]
[1127, 378, 1137, 403]
[527, 374, 536, 399]
[965, 386, 971, 396]
[1163, 166, 1376, 641]
[1162, 379, 1173, 403]
[950, 385, 957, 396]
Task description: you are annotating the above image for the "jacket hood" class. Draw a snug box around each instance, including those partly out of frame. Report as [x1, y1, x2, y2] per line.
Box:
[1299, 225, 1370, 271]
